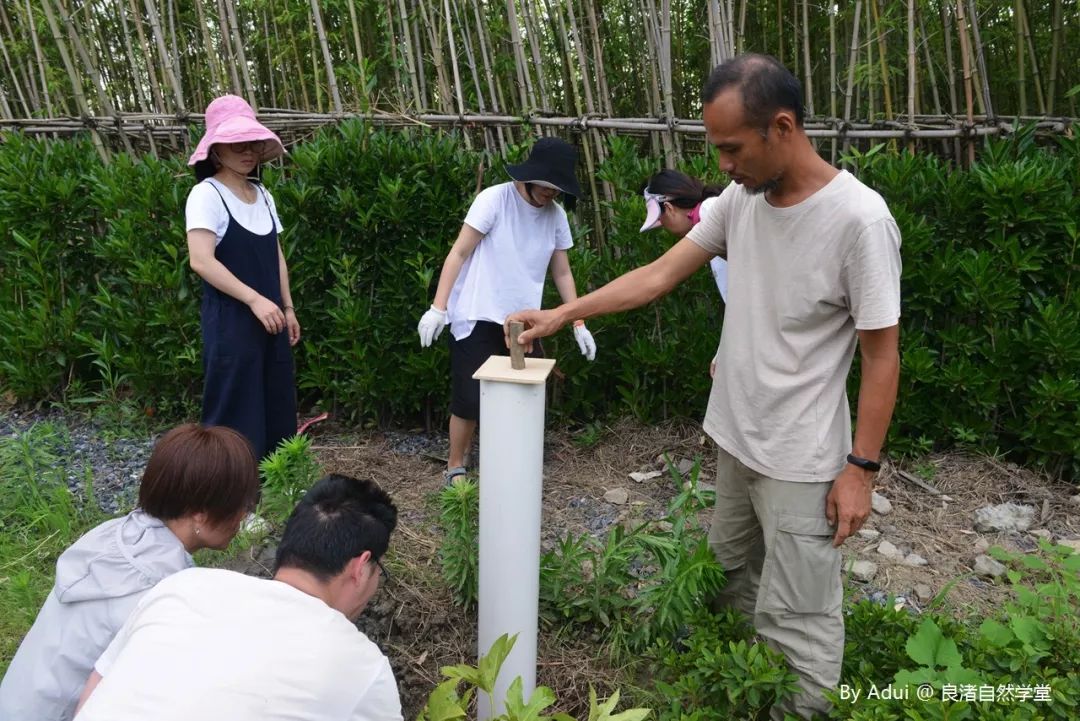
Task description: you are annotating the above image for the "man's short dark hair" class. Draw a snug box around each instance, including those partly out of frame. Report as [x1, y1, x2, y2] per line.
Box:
[274, 474, 398, 581]
[701, 54, 805, 130]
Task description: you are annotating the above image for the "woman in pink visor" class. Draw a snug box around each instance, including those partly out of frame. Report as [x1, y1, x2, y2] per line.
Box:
[641, 169, 729, 376]
[185, 95, 297, 459]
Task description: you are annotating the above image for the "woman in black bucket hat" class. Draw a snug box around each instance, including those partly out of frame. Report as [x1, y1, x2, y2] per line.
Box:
[416, 136, 597, 484]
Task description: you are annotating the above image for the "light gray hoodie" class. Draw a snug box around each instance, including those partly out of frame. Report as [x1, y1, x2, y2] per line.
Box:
[0, 509, 192, 721]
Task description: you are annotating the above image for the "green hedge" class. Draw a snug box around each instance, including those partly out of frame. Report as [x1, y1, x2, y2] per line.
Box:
[1, 123, 1077, 477]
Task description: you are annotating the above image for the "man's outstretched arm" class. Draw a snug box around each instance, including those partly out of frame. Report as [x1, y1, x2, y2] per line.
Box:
[508, 238, 713, 347]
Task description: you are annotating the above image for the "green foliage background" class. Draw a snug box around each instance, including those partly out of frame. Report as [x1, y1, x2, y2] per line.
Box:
[0, 124, 1077, 477]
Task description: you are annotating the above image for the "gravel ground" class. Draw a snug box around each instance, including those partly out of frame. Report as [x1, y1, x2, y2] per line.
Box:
[1, 408, 158, 514]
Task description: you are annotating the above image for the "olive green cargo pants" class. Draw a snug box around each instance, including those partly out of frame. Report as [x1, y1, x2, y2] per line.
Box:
[708, 447, 844, 720]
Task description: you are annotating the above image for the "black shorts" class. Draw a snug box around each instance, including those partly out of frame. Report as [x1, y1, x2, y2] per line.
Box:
[449, 320, 543, 421]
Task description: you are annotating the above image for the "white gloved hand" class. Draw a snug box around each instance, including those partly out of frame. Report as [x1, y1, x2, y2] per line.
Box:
[417, 306, 448, 347]
[573, 323, 596, 361]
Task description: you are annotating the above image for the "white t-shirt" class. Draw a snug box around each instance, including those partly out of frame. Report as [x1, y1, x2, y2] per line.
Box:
[686, 171, 901, 483]
[77, 568, 403, 721]
[185, 178, 284, 245]
[447, 182, 573, 340]
[698, 197, 728, 302]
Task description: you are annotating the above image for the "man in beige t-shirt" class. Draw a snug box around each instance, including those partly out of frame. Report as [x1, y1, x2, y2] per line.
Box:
[508, 54, 901, 720]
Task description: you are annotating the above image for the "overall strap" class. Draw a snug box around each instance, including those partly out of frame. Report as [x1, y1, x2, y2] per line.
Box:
[255, 183, 274, 217]
[203, 179, 235, 221]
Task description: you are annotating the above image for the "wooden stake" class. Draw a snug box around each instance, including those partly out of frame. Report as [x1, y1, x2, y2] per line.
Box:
[509, 321, 526, 370]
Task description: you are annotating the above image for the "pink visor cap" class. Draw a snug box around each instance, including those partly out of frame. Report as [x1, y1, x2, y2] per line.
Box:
[639, 190, 672, 232]
[188, 95, 286, 166]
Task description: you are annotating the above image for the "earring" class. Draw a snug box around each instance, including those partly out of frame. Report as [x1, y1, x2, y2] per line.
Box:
[194, 527, 201, 536]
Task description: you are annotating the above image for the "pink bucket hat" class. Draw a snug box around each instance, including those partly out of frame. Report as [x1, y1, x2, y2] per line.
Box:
[188, 95, 285, 166]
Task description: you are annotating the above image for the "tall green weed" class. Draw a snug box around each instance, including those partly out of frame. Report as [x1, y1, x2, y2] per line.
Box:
[0, 423, 103, 674]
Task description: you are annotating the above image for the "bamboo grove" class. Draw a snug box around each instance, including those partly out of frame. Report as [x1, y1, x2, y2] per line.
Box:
[1, 1, 1077, 137]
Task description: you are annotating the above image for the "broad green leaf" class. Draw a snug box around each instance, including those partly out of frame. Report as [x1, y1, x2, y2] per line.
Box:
[906, 618, 963, 670]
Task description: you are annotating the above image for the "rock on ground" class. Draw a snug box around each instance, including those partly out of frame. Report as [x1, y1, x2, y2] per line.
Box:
[871, 492, 893, 515]
[973, 503, 1036, 533]
[603, 487, 629, 505]
[973, 554, 1007, 578]
[849, 560, 878, 582]
[877, 540, 905, 560]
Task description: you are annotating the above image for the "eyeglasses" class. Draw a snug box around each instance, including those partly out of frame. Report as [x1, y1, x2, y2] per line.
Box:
[375, 559, 389, 581]
[228, 140, 267, 154]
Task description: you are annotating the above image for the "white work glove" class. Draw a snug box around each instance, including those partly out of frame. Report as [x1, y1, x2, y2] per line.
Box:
[573, 322, 596, 361]
[417, 306, 448, 347]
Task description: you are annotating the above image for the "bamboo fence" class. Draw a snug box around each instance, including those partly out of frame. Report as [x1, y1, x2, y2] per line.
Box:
[1, 0, 1078, 166]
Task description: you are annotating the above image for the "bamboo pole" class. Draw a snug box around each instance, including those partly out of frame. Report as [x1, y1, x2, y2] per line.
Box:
[965, 0, 991, 118]
[214, 0, 241, 96]
[0, 31, 28, 117]
[346, 0, 369, 102]
[869, 0, 893, 118]
[829, 4, 837, 162]
[842, 1, 862, 158]
[1015, 0, 1027, 115]
[0, 4, 29, 115]
[452, 0, 494, 151]
[307, 6, 323, 112]
[583, 0, 611, 116]
[955, 0, 976, 166]
[25, 0, 54, 116]
[166, 0, 182, 104]
[737, 0, 747, 53]
[441, 0, 471, 149]
[142, 0, 185, 112]
[39, 0, 107, 159]
[504, 0, 533, 110]
[409, 3, 428, 106]
[223, 0, 256, 107]
[706, 0, 721, 67]
[917, 4, 943, 116]
[262, 8, 276, 106]
[420, 0, 454, 113]
[906, 0, 915, 152]
[395, 0, 423, 109]
[0, 82, 11, 118]
[520, 0, 549, 111]
[468, 0, 506, 149]
[1018, 0, 1045, 115]
[801, 0, 813, 117]
[865, 3, 874, 119]
[564, 0, 604, 242]
[194, 0, 222, 96]
[1047, 0, 1062, 114]
[309, 0, 342, 113]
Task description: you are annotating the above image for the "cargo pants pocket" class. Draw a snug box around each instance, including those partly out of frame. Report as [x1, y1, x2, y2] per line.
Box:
[760, 513, 842, 615]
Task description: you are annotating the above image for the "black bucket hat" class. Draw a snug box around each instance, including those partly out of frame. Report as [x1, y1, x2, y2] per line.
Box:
[506, 137, 583, 198]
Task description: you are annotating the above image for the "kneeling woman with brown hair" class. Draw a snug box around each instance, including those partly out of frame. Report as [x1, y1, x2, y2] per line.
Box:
[0, 424, 260, 721]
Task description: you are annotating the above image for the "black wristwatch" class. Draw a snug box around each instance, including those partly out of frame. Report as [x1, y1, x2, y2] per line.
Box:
[847, 454, 881, 473]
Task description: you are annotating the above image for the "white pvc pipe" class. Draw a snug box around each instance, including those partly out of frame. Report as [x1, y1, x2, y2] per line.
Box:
[473, 356, 555, 719]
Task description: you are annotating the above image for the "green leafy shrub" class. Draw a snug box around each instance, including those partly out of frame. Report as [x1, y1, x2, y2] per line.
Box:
[650, 612, 799, 721]
[537, 460, 725, 654]
[257, 434, 323, 526]
[2, 127, 1078, 477]
[417, 633, 652, 721]
[437, 476, 480, 607]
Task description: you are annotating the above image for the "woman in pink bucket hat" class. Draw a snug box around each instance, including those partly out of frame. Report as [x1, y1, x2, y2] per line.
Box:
[185, 95, 297, 460]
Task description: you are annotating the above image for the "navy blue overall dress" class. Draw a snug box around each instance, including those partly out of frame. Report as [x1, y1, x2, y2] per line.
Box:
[200, 181, 296, 459]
